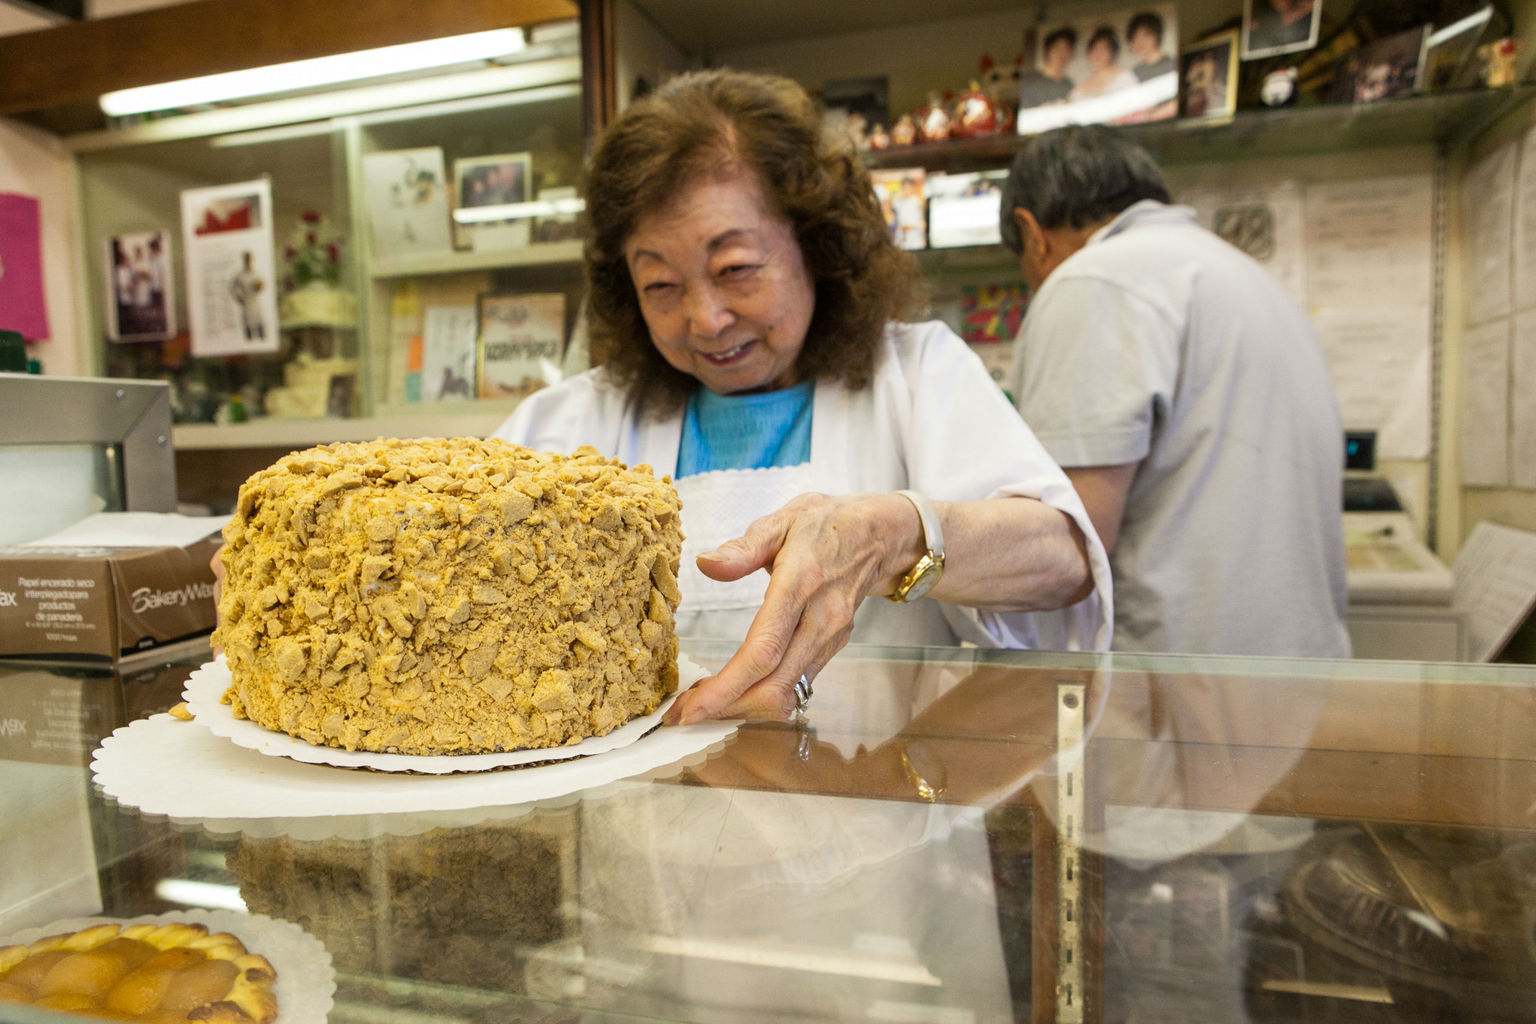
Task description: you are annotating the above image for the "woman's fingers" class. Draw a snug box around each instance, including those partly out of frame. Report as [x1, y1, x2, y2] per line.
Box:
[667, 497, 872, 725]
[694, 495, 814, 582]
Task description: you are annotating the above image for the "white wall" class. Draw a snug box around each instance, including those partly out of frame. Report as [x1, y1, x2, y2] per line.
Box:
[0, 116, 85, 375]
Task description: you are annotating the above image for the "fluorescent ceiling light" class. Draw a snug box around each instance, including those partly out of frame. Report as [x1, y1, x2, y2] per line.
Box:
[1427, 6, 1492, 47]
[453, 197, 586, 224]
[101, 28, 527, 116]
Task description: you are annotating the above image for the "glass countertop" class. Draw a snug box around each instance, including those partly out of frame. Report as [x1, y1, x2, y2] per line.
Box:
[1, 638, 1533, 1023]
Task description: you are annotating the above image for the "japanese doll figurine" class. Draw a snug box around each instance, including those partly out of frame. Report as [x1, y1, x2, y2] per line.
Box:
[890, 113, 917, 146]
[950, 80, 999, 138]
[914, 92, 951, 143]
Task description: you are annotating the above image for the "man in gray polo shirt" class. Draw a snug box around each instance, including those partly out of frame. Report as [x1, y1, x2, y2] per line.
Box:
[1001, 124, 1349, 657]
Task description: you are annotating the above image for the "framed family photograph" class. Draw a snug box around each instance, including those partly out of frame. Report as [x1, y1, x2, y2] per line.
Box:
[1179, 31, 1239, 119]
[1241, 0, 1321, 60]
[106, 229, 176, 342]
[451, 152, 532, 251]
[1329, 25, 1428, 105]
[1014, 2, 1180, 135]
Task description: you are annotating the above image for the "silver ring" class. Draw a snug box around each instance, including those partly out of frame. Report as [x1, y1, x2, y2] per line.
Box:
[793, 673, 813, 713]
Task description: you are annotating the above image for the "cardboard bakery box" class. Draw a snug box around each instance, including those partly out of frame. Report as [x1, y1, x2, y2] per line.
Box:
[0, 513, 226, 660]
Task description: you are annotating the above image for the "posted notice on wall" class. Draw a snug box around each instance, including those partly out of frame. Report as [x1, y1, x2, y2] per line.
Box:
[1304, 174, 1434, 461]
[1462, 138, 1517, 327]
[1181, 180, 1307, 307]
[181, 179, 279, 357]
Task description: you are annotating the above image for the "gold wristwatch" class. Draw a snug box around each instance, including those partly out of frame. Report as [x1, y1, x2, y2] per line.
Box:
[888, 490, 945, 603]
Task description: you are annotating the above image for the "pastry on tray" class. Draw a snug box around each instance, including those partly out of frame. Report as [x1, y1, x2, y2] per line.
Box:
[0, 919, 277, 1022]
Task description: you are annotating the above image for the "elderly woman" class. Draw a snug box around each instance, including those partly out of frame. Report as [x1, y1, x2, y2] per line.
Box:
[495, 69, 1111, 725]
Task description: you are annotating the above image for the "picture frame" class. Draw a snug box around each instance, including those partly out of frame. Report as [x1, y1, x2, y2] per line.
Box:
[360, 147, 453, 258]
[420, 304, 478, 403]
[532, 185, 582, 244]
[476, 291, 566, 398]
[870, 168, 927, 251]
[926, 170, 1007, 249]
[105, 229, 176, 342]
[1241, 0, 1321, 60]
[1014, 2, 1180, 135]
[821, 75, 891, 145]
[180, 179, 279, 357]
[1328, 25, 1429, 105]
[451, 152, 533, 251]
[1179, 31, 1239, 120]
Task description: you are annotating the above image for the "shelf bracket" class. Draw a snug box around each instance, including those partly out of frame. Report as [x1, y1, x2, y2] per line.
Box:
[1055, 680, 1086, 1024]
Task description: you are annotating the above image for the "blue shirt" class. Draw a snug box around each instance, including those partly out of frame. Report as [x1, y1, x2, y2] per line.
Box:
[676, 381, 814, 477]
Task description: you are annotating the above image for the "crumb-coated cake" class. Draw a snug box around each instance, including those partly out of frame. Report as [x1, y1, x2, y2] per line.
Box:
[0, 921, 277, 1023]
[214, 438, 683, 755]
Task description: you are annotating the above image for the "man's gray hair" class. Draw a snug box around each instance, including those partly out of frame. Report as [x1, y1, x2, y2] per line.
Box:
[999, 124, 1170, 254]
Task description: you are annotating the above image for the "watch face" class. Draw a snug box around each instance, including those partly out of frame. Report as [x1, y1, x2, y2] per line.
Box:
[904, 565, 940, 601]
[900, 553, 944, 602]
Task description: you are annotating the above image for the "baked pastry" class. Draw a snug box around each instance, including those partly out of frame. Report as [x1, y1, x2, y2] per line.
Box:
[214, 438, 683, 755]
[0, 920, 277, 1022]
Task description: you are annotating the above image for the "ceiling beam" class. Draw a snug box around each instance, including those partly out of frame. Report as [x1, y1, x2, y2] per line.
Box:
[0, 0, 578, 118]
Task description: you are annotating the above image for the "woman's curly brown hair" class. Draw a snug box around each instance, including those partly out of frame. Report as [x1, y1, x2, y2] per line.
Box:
[582, 68, 927, 417]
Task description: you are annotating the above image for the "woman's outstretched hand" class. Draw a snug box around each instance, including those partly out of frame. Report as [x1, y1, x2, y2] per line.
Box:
[663, 492, 921, 725]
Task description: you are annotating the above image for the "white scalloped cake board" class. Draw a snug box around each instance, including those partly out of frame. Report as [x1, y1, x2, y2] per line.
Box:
[91, 657, 738, 831]
[183, 653, 707, 773]
[0, 910, 334, 1024]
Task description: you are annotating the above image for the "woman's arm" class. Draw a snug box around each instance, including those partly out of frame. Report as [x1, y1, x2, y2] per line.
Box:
[663, 489, 1092, 725]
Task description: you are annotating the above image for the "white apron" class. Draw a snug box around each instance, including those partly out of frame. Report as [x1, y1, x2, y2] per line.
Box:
[672, 463, 816, 642]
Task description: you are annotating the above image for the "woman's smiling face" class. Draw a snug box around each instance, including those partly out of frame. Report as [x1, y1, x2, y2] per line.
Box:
[624, 167, 815, 395]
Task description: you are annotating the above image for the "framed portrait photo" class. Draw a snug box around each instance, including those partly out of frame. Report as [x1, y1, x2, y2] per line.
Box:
[1179, 32, 1239, 120]
[1329, 25, 1429, 105]
[1014, 2, 1180, 135]
[105, 229, 176, 342]
[451, 152, 532, 251]
[1241, 0, 1321, 60]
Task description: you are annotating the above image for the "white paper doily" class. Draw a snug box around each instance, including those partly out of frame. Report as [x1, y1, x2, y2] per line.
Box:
[0, 910, 334, 1024]
[184, 653, 709, 774]
[91, 708, 738, 828]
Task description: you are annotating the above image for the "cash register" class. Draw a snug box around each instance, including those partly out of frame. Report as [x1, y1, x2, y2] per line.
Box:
[1341, 431, 1465, 660]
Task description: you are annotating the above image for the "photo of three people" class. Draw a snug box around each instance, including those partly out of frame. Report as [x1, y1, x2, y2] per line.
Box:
[1015, 2, 1180, 134]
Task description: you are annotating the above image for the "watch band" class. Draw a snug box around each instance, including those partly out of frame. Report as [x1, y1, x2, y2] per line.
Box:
[888, 490, 946, 603]
[895, 490, 945, 560]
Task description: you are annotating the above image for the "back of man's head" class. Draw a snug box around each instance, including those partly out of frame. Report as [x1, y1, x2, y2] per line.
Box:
[999, 125, 1170, 253]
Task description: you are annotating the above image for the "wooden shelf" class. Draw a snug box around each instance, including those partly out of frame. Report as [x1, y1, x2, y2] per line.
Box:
[864, 85, 1536, 172]
[368, 240, 583, 279]
[172, 404, 521, 451]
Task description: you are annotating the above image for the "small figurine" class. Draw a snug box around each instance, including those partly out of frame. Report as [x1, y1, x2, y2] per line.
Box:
[867, 123, 892, 149]
[1480, 38, 1519, 87]
[951, 79, 999, 138]
[891, 113, 917, 146]
[914, 92, 951, 143]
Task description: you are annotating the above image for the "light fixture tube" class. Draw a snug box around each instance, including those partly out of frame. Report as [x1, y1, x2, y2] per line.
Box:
[453, 197, 586, 224]
[101, 28, 526, 117]
[1426, 6, 1492, 47]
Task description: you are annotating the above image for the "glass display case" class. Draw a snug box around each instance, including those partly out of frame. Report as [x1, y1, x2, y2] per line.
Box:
[68, 18, 586, 452]
[3, 638, 1533, 1023]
